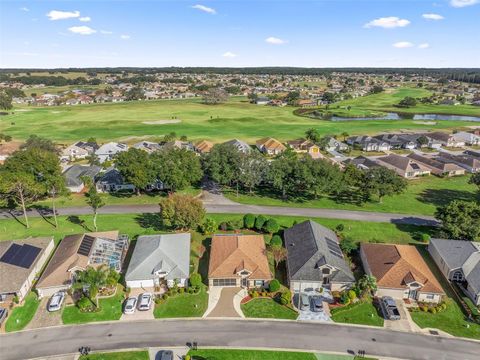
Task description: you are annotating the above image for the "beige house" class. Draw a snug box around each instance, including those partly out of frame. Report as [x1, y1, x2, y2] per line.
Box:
[286, 138, 321, 157]
[194, 140, 214, 154]
[0, 237, 54, 302]
[360, 243, 444, 303]
[60, 144, 89, 162]
[407, 153, 465, 177]
[376, 154, 431, 179]
[208, 234, 272, 288]
[256, 137, 286, 155]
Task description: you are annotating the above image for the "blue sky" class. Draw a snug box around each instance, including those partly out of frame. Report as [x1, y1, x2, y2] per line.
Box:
[1, 0, 479, 68]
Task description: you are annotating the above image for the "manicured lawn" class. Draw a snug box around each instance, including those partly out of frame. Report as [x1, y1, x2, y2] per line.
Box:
[62, 286, 125, 324]
[224, 175, 478, 216]
[330, 301, 384, 327]
[154, 286, 208, 318]
[241, 298, 298, 320]
[188, 349, 316, 360]
[3, 92, 475, 143]
[5, 292, 40, 332]
[79, 350, 149, 360]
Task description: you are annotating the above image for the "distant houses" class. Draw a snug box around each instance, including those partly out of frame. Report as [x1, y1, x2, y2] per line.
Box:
[375, 154, 431, 179]
[95, 142, 128, 163]
[256, 137, 286, 155]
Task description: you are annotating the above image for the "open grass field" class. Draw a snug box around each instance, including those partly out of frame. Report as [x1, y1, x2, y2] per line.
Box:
[3, 88, 478, 143]
[188, 349, 318, 360]
[4, 292, 40, 332]
[224, 175, 479, 216]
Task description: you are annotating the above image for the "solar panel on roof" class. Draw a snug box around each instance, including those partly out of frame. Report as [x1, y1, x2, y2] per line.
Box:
[77, 235, 95, 256]
[0, 243, 42, 269]
[325, 237, 344, 258]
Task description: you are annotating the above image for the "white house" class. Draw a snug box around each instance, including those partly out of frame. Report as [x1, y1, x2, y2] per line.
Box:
[95, 142, 128, 163]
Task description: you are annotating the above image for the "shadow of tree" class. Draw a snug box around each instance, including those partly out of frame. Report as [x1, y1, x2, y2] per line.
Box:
[134, 213, 164, 231]
[66, 215, 91, 232]
[416, 188, 479, 208]
[30, 204, 56, 227]
[198, 237, 211, 286]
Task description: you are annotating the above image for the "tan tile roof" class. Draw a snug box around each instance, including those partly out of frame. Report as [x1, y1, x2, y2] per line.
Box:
[195, 140, 213, 153]
[361, 243, 444, 294]
[36, 231, 118, 289]
[208, 234, 272, 280]
[256, 137, 286, 152]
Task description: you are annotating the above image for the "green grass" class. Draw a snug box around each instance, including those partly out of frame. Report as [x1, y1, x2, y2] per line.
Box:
[330, 301, 384, 327]
[224, 175, 478, 216]
[153, 286, 208, 318]
[3, 90, 477, 143]
[79, 350, 149, 360]
[188, 349, 316, 360]
[4, 292, 40, 332]
[62, 286, 125, 324]
[241, 298, 298, 320]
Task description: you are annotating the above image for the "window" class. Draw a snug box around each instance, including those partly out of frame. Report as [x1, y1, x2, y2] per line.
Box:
[452, 270, 463, 282]
[212, 278, 236, 287]
[322, 268, 331, 275]
[254, 280, 264, 287]
[426, 294, 435, 300]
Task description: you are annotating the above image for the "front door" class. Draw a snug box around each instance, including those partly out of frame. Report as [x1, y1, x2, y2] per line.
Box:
[408, 289, 417, 300]
[241, 278, 248, 288]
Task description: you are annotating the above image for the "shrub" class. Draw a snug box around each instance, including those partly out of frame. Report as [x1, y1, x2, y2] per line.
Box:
[179, 287, 185, 294]
[188, 288, 195, 294]
[441, 303, 447, 311]
[280, 290, 292, 305]
[421, 305, 428, 312]
[421, 233, 431, 243]
[185, 356, 191, 360]
[163, 294, 169, 300]
[429, 307, 437, 314]
[270, 235, 283, 248]
[243, 213, 256, 229]
[347, 290, 357, 300]
[261, 291, 268, 297]
[189, 273, 202, 288]
[77, 296, 92, 311]
[154, 297, 162, 304]
[340, 292, 350, 305]
[332, 291, 341, 300]
[336, 224, 345, 232]
[269, 279, 281, 292]
[255, 215, 267, 231]
[200, 217, 217, 234]
[263, 218, 280, 234]
[219, 222, 228, 231]
[12, 295, 19, 304]
[264, 235, 271, 246]
[252, 291, 259, 298]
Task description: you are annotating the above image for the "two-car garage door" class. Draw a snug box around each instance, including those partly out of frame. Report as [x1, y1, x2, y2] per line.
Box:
[212, 279, 237, 287]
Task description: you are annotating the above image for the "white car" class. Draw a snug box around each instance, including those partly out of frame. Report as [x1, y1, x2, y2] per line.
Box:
[47, 292, 65, 312]
[123, 297, 137, 314]
[137, 293, 152, 311]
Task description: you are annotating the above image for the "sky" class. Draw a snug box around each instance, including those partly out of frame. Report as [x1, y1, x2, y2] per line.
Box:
[0, 0, 479, 68]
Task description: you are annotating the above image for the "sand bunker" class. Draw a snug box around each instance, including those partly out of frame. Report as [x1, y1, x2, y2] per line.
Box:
[413, 121, 437, 125]
[142, 119, 181, 125]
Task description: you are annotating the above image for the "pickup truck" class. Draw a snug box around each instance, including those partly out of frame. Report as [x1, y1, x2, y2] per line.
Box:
[379, 296, 401, 320]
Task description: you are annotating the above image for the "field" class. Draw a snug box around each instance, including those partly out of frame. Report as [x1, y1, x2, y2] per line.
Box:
[2, 88, 478, 143]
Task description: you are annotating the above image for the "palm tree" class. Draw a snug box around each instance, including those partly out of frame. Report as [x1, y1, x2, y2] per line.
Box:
[74, 265, 116, 307]
[357, 275, 377, 298]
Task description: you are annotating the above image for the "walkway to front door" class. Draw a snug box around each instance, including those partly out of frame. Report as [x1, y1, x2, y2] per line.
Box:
[204, 287, 245, 318]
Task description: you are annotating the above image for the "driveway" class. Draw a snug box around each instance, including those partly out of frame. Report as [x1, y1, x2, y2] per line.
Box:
[25, 297, 62, 330]
[120, 289, 155, 321]
[383, 299, 420, 333]
[205, 287, 243, 318]
[295, 289, 332, 322]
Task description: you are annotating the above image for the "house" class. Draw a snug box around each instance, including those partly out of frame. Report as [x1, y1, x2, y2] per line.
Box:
[428, 239, 480, 306]
[194, 140, 214, 154]
[436, 152, 480, 173]
[360, 243, 444, 303]
[376, 154, 431, 179]
[347, 136, 390, 152]
[342, 156, 381, 171]
[63, 164, 102, 193]
[374, 134, 417, 150]
[95, 168, 136, 193]
[296, 99, 318, 107]
[223, 139, 251, 154]
[162, 140, 194, 152]
[256, 137, 286, 155]
[283, 220, 355, 293]
[208, 234, 272, 288]
[427, 132, 465, 148]
[406, 153, 465, 177]
[95, 142, 128, 163]
[254, 96, 270, 105]
[325, 137, 349, 152]
[286, 138, 321, 156]
[36, 231, 128, 298]
[133, 141, 162, 154]
[0, 237, 54, 301]
[74, 141, 99, 154]
[125, 233, 191, 289]
[60, 144, 89, 162]
[452, 131, 480, 146]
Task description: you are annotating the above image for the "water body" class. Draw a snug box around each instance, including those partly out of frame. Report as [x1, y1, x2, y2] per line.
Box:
[331, 112, 480, 122]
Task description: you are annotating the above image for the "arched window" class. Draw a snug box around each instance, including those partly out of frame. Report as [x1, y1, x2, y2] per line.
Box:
[452, 270, 463, 282]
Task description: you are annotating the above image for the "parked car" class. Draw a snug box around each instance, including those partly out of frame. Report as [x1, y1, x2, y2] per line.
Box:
[0, 307, 8, 325]
[123, 297, 137, 314]
[155, 350, 173, 360]
[310, 295, 323, 312]
[300, 294, 310, 311]
[47, 292, 65, 312]
[379, 296, 401, 320]
[138, 293, 152, 311]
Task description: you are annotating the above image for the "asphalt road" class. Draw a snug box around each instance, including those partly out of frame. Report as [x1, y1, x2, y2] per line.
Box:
[0, 319, 478, 360]
[0, 204, 438, 226]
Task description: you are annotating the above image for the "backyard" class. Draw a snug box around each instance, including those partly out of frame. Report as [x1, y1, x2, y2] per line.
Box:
[4, 292, 40, 332]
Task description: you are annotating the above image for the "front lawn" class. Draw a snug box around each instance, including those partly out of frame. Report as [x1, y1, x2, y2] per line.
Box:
[5, 292, 40, 332]
[62, 286, 124, 324]
[188, 349, 316, 360]
[79, 350, 149, 360]
[241, 298, 298, 320]
[154, 286, 208, 318]
[330, 301, 384, 327]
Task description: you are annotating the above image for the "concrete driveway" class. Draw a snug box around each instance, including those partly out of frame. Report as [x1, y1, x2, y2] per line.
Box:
[26, 297, 62, 330]
[205, 287, 244, 318]
[295, 290, 332, 322]
[120, 290, 155, 321]
[383, 299, 420, 333]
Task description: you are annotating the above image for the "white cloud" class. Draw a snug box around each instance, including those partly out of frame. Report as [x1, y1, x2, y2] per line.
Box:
[100, 30, 113, 35]
[79, 16, 91, 22]
[265, 36, 287, 45]
[422, 13, 444, 20]
[47, 10, 80, 21]
[192, 4, 216, 14]
[450, 0, 479, 7]
[418, 43, 430, 49]
[222, 52, 237, 58]
[364, 16, 410, 29]
[20, 7, 29, 12]
[68, 26, 97, 35]
[393, 41, 414, 48]
[120, 34, 131, 40]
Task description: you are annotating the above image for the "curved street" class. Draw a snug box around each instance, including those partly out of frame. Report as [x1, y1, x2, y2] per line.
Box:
[1, 319, 479, 360]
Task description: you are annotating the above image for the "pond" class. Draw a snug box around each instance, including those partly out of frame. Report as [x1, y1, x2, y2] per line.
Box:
[331, 112, 480, 122]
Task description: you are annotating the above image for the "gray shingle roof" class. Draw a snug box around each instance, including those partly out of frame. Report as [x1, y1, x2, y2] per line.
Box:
[283, 220, 355, 284]
[430, 238, 479, 270]
[63, 165, 101, 187]
[125, 233, 191, 282]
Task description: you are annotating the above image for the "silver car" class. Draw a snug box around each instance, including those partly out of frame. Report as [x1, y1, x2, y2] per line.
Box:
[123, 297, 137, 314]
[137, 293, 152, 311]
[47, 292, 65, 312]
[299, 294, 310, 311]
[310, 296, 323, 312]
